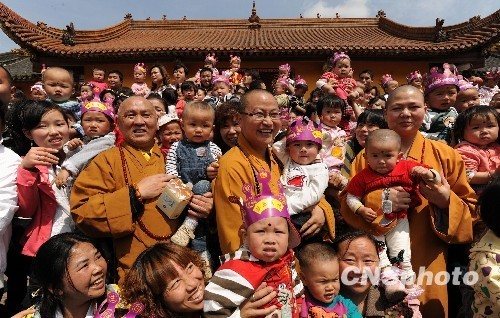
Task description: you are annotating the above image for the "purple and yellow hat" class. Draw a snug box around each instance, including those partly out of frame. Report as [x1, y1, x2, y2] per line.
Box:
[423, 63, 459, 95]
[295, 75, 308, 88]
[406, 70, 422, 84]
[286, 117, 322, 147]
[81, 101, 115, 122]
[229, 170, 301, 249]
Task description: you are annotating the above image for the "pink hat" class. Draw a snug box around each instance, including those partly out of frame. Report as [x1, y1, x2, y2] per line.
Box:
[286, 117, 322, 147]
[276, 77, 289, 87]
[406, 70, 422, 84]
[279, 63, 291, 73]
[331, 52, 350, 65]
[457, 76, 478, 92]
[295, 75, 308, 87]
[212, 74, 231, 86]
[205, 53, 217, 66]
[228, 170, 301, 249]
[423, 63, 459, 95]
[134, 62, 147, 74]
[229, 55, 241, 64]
[30, 82, 45, 93]
[81, 101, 115, 122]
[381, 74, 395, 87]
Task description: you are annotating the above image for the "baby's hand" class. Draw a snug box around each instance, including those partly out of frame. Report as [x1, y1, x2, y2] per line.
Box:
[327, 77, 339, 88]
[357, 206, 377, 223]
[411, 166, 434, 182]
[55, 169, 71, 188]
[66, 138, 84, 151]
[328, 172, 348, 190]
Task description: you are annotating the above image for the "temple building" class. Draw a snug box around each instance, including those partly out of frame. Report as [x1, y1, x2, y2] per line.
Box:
[0, 2, 499, 91]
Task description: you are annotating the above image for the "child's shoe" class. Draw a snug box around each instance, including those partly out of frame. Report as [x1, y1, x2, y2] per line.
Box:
[171, 223, 195, 246]
[381, 267, 408, 302]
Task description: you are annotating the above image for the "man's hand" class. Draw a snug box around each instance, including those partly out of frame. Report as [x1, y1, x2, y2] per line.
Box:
[300, 205, 325, 238]
[136, 174, 175, 200]
[188, 192, 213, 219]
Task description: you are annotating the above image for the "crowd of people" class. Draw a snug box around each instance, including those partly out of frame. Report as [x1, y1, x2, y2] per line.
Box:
[0, 51, 499, 318]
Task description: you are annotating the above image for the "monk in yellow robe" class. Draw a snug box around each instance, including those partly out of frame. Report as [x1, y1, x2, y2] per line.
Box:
[71, 96, 213, 283]
[340, 86, 477, 317]
[213, 89, 335, 255]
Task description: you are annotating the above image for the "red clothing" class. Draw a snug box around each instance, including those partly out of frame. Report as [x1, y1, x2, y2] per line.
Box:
[89, 80, 108, 97]
[176, 99, 186, 118]
[16, 165, 57, 256]
[346, 160, 425, 214]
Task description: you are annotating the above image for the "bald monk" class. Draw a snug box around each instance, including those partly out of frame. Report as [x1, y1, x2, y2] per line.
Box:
[71, 96, 213, 282]
[340, 85, 477, 317]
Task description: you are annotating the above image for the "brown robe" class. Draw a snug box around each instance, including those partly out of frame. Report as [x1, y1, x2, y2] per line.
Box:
[70, 143, 179, 283]
[340, 132, 477, 318]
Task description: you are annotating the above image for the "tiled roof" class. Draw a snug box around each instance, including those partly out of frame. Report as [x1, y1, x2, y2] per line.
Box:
[0, 50, 35, 81]
[0, 3, 499, 60]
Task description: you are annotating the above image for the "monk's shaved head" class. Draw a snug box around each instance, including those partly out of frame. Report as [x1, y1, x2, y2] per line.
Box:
[386, 85, 424, 108]
[118, 96, 154, 115]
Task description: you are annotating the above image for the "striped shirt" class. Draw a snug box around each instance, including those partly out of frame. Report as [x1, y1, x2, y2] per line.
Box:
[165, 140, 222, 177]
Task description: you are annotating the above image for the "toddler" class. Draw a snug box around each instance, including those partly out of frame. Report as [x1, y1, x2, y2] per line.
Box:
[88, 67, 108, 97]
[55, 101, 116, 188]
[274, 78, 291, 109]
[478, 70, 499, 106]
[346, 129, 440, 301]
[42, 66, 80, 120]
[297, 242, 361, 317]
[99, 89, 116, 106]
[469, 178, 500, 317]
[278, 63, 295, 94]
[317, 52, 357, 100]
[131, 62, 150, 97]
[421, 63, 459, 144]
[289, 75, 308, 115]
[273, 117, 329, 233]
[195, 87, 207, 102]
[194, 53, 219, 84]
[454, 106, 500, 194]
[490, 92, 500, 112]
[406, 70, 423, 92]
[222, 55, 243, 87]
[175, 80, 197, 117]
[380, 74, 399, 100]
[78, 82, 96, 103]
[204, 170, 303, 318]
[157, 113, 182, 157]
[455, 77, 480, 112]
[316, 96, 348, 187]
[30, 82, 47, 101]
[209, 75, 237, 108]
[166, 101, 222, 277]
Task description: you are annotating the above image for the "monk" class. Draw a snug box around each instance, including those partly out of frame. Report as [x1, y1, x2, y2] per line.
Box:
[213, 89, 335, 254]
[70, 96, 213, 282]
[340, 85, 476, 317]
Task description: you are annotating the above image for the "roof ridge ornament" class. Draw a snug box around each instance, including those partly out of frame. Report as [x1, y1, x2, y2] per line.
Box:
[124, 13, 132, 20]
[61, 22, 75, 46]
[376, 10, 386, 19]
[434, 18, 448, 42]
[248, 1, 260, 29]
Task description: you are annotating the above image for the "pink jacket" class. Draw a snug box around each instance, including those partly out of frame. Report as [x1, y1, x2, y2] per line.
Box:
[16, 165, 57, 257]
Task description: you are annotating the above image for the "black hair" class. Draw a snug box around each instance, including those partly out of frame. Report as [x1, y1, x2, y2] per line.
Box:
[197, 87, 208, 95]
[214, 100, 241, 153]
[297, 242, 337, 269]
[108, 70, 124, 82]
[173, 60, 189, 76]
[349, 109, 388, 155]
[367, 86, 381, 98]
[244, 69, 260, 81]
[180, 80, 196, 92]
[113, 87, 133, 112]
[34, 232, 107, 318]
[368, 96, 385, 107]
[150, 64, 171, 91]
[332, 230, 381, 259]
[7, 99, 68, 156]
[99, 89, 116, 102]
[453, 105, 500, 144]
[162, 87, 178, 105]
[359, 69, 374, 79]
[199, 67, 213, 75]
[146, 93, 168, 112]
[478, 177, 500, 237]
[248, 79, 266, 91]
[316, 95, 346, 116]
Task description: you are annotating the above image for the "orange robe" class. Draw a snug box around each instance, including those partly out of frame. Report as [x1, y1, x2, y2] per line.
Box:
[70, 144, 179, 283]
[340, 132, 477, 318]
[213, 134, 335, 254]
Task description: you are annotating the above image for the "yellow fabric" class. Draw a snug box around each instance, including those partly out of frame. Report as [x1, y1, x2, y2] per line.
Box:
[70, 143, 179, 284]
[140, 149, 152, 161]
[340, 132, 477, 318]
[213, 134, 335, 254]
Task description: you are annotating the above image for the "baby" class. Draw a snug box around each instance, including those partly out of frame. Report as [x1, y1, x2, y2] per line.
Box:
[274, 78, 291, 109]
[406, 70, 423, 92]
[157, 113, 182, 157]
[131, 62, 150, 97]
[166, 101, 222, 277]
[297, 242, 361, 317]
[278, 63, 295, 94]
[55, 101, 116, 188]
[79, 82, 96, 104]
[421, 63, 459, 144]
[204, 171, 303, 318]
[88, 67, 108, 97]
[273, 117, 329, 234]
[455, 77, 480, 112]
[346, 129, 439, 301]
[316, 52, 357, 100]
[222, 55, 243, 87]
[381, 74, 399, 100]
[30, 82, 47, 101]
[42, 67, 80, 120]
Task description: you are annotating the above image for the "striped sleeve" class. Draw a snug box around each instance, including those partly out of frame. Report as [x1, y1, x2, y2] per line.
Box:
[165, 142, 179, 177]
[210, 141, 222, 160]
[291, 258, 304, 298]
[204, 268, 256, 318]
[341, 141, 355, 179]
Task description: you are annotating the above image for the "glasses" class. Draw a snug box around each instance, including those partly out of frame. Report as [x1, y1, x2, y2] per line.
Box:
[241, 111, 281, 121]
